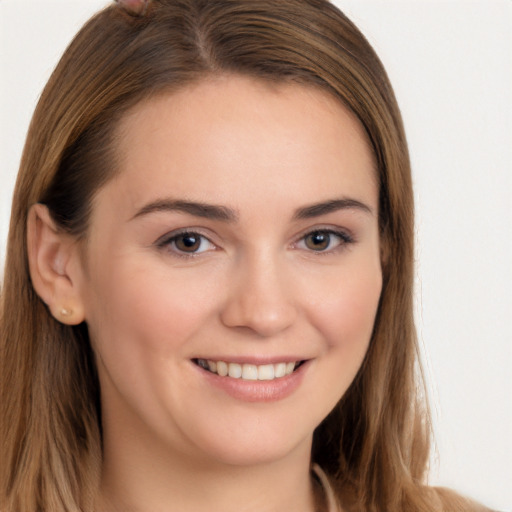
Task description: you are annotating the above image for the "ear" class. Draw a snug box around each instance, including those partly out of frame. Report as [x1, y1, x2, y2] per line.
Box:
[27, 204, 86, 325]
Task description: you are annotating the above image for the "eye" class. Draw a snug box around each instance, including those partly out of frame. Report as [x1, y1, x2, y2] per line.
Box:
[296, 229, 353, 253]
[157, 231, 216, 256]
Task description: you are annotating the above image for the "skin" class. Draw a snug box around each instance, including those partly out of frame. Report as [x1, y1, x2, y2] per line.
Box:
[30, 75, 382, 512]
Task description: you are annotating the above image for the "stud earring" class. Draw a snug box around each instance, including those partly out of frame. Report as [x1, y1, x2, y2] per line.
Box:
[60, 307, 73, 317]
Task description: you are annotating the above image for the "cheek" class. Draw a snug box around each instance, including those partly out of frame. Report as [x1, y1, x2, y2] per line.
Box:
[84, 259, 220, 362]
[306, 257, 382, 398]
[311, 262, 382, 347]
[290, 257, 382, 426]
[83, 261, 224, 432]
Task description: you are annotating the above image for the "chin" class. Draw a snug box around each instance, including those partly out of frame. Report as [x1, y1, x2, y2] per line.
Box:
[172, 414, 314, 469]
[198, 434, 311, 468]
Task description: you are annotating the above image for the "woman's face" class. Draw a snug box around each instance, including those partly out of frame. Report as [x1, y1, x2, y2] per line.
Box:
[76, 76, 382, 468]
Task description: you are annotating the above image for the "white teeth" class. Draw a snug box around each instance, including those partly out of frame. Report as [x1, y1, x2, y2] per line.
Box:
[228, 363, 242, 378]
[197, 359, 301, 380]
[217, 361, 228, 377]
[257, 364, 274, 380]
[242, 364, 258, 380]
[274, 362, 286, 378]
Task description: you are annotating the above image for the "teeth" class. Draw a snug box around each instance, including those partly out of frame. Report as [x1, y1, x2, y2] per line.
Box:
[274, 363, 286, 378]
[196, 359, 300, 381]
[228, 363, 242, 379]
[217, 361, 228, 377]
[242, 364, 258, 380]
[257, 364, 274, 381]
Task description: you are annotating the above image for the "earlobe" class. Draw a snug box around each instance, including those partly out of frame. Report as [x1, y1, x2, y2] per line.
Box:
[27, 204, 86, 325]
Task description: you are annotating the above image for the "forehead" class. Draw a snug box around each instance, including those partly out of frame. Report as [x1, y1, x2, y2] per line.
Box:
[102, 75, 377, 216]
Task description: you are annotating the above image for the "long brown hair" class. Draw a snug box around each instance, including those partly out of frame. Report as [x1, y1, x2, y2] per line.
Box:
[0, 1, 487, 511]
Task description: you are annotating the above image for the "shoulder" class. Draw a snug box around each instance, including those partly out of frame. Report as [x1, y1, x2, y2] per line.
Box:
[430, 486, 499, 512]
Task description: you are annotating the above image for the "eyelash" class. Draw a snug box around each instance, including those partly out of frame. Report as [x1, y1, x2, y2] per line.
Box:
[156, 227, 354, 258]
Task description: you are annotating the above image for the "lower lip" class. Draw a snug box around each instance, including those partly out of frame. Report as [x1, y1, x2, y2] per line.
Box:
[193, 361, 310, 403]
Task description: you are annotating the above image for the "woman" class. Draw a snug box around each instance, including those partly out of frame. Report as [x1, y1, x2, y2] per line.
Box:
[0, 1, 494, 511]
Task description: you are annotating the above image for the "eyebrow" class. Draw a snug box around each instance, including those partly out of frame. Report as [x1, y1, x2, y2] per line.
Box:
[132, 199, 239, 222]
[132, 197, 373, 223]
[292, 198, 374, 219]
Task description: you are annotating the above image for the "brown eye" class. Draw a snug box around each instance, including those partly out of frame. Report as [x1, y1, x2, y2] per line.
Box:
[304, 231, 331, 251]
[298, 229, 352, 253]
[157, 231, 216, 256]
[174, 233, 202, 252]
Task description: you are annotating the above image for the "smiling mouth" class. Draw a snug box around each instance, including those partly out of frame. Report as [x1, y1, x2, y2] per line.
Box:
[193, 359, 305, 381]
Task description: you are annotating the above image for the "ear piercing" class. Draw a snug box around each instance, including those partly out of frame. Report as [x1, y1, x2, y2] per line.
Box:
[59, 307, 73, 317]
[115, 0, 151, 16]
[54, 306, 82, 325]
[55, 307, 77, 325]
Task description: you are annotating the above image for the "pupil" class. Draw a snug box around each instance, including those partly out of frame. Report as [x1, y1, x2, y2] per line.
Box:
[307, 232, 329, 250]
[177, 234, 200, 251]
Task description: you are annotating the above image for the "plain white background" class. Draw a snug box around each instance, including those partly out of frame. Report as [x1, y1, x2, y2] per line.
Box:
[1, 1, 511, 510]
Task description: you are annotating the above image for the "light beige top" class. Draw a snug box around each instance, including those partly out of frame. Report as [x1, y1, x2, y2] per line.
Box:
[312, 464, 342, 512]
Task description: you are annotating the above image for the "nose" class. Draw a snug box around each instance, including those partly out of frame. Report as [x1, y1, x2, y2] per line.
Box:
[220, 252, 297, 337]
